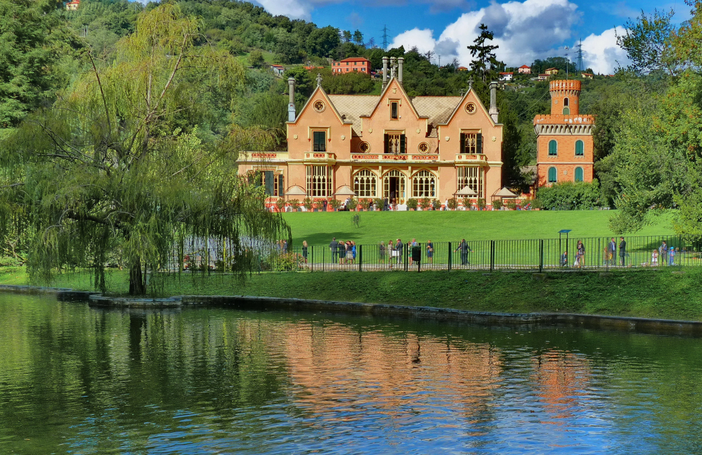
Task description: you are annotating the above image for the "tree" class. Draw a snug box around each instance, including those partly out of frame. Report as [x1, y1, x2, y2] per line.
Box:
[467, 24, 503, 83]
[353, 30, 363, 45]
[0, 0, 81, 127]
[0, 4, 286, 295]
[616, 9, 679, 76]
[248, 49, 265, 68]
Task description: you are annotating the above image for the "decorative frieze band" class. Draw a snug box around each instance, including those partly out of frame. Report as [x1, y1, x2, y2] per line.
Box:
[534, 124, 593, 136]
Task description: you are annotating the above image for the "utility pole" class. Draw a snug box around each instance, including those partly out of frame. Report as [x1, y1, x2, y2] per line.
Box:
[576, 39, 584, 72]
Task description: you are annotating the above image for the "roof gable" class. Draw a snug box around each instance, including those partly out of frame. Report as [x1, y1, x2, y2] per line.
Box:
[362, 78, 426, 121]
[437, 88, 497, 127]
[289, 85, 352, 126]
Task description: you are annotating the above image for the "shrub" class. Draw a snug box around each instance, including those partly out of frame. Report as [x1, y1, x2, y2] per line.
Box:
[493, 199, 503, 209]
[477, 198, 486, 210]
[536, 180, 602, 210]
[330, 199, 341, 210]
[374, 198, 384, 210]
[420, 198, 431, 210]
[461, 197, 471, 209]
[275, 198, 285, 211]
[432, 199, 441, 210]
[288, 199, 300, 211]
[407, 198, 418, 210]
[447, 198, 458, 210]
[507, 200, 518, 210]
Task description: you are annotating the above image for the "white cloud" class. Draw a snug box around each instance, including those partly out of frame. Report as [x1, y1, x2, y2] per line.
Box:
[581, 27, 630, 74]
[254, 0, 313, 19]
[389, 28, 437, 55]
[387, 0, 625, 74]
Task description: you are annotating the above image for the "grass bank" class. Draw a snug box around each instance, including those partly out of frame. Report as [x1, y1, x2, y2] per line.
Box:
[282, 210, 675, 246]
[3, 266, 702, 322]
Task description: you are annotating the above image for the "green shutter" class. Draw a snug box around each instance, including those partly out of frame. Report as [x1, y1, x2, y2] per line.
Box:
[384, 134, 389, 154]
[575, 167, 584, 182]
[278, 174, 284, 196]
[477, 133, 483, 154]
[549, 140, 557, 156]
[460, 133, 465, 153]
[264, 171, 274, 195]
[400, 134, 406, 154]
[548, 167, 557, 183]
[575, 140, 584, 156]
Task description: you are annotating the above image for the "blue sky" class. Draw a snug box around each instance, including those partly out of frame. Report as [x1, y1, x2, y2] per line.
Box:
[252, 0, 691, 74]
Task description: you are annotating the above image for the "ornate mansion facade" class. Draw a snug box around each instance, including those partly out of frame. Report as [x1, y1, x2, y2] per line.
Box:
[238, 57, 505, 207]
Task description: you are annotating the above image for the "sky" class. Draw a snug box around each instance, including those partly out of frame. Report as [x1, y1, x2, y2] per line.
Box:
[251, 0, 691, 75]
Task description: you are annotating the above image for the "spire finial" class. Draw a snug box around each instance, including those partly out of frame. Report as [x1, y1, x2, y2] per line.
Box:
[316, 73, 323, 87]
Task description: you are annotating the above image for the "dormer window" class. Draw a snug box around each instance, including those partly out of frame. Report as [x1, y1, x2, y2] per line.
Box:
[391, 101, 399, 119]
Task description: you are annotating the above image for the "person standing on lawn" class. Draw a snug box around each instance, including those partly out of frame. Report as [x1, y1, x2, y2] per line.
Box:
[330, 237, 338, 263]
[619, 237, 626, 266]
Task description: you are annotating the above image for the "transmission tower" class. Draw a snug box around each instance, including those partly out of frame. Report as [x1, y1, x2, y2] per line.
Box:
[382, 25, 389, 49]
[576, 39, 584, 72]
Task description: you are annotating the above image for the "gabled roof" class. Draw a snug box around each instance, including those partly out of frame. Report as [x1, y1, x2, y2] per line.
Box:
[339, 57, 370, 63]
[327, 95, 378, 133]
[289, 84, 352, 126]
[432, 88, 497, 127]
[519, 64, 530, 68]
[362, 78, 426, 122]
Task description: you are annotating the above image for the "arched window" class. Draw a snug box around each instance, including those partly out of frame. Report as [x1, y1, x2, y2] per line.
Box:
[353, 169, 377, 198]
[575, 167, 584, 182]
[411, 170, 436, 198]
[575, 140, 584, 156]
[563, 98, 570, 114]
[548, 140, 558, 156]
[548, 167, 557, 183]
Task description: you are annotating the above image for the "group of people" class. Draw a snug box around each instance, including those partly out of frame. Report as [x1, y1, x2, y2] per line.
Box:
[650, 240, 676, 266]
[329, 237, 358, 264]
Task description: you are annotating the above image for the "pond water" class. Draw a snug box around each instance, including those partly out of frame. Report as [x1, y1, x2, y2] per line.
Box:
[1, 293, 701, 454]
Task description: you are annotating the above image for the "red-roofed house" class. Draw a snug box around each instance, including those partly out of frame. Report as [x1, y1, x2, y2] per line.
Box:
[66, 0, 80, 10]
[518, 65, 531, 74]
[331, 57, 371, 74]
[499, 72, 513, 82]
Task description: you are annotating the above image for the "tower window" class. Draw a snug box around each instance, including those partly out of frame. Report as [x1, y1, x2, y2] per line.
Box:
[548, 140, 558, 156]
[575, 140, 584, 156]
[548, 167, 557, 183]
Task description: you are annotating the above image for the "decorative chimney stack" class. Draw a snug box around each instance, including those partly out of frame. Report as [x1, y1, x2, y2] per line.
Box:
[489, 81, 499, 123]
[382, 56, 388, 89]
[398, 57, 404, 84]
[390, 57, 397, 79]
[288, 77, 296, 122]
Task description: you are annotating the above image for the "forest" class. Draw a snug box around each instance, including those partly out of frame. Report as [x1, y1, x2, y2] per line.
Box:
[1, 0, 702, 293]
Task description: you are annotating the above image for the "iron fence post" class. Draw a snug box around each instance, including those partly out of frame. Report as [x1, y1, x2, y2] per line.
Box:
[359, 245, 362, 272]
[448, 242, 452, 271]
[539, 239, 543, 273]
[490, 240, 495, 272]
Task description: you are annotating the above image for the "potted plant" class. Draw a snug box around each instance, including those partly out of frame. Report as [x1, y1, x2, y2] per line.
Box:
[507, 200, 518, 210]
[288, 199, 300, 211]
[462, 197, 472, 210]
[303, 197, 313, 211]
[330, 199, 341, 211]
[275, 198, 286, 212]
[493, 199, 503, 210]
[361, 198, 372, 211]
[346, 197, 358, 211]
[432, 199, 441, 210]
[420, 198, 431, 211]
[374, 198, 384, 211]
[407, 198, 418, 211]
[447, 197, 458, 210]
[477, 198, 486, 211]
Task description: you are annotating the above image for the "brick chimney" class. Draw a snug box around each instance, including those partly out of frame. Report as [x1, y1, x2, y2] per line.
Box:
[489, 81, 499, 123]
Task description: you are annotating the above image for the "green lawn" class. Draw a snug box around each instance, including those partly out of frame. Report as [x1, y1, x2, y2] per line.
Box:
[282, 210, 675, 247]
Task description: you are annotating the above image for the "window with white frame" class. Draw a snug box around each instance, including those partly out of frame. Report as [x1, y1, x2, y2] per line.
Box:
[353, 169, 377, 198]
[457, 167, 483, 198]
[412, 170, 436, 198]
[306, 165, 331, 197]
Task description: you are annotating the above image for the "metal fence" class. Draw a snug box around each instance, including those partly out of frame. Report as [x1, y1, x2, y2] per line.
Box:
[274, 235, 701, 273]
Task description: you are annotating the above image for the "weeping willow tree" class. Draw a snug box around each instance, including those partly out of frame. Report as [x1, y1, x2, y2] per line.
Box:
[0, 4, 287, 295]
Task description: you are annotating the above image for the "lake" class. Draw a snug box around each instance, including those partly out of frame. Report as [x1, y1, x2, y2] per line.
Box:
[1, 293, 701, 454]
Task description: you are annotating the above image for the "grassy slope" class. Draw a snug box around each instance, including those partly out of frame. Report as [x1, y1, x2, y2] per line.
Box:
[4, 265, 701, 322]
[282, 210, 675, 246]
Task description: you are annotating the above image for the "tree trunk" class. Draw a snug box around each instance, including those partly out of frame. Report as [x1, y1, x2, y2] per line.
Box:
[129, 258, 146, 295]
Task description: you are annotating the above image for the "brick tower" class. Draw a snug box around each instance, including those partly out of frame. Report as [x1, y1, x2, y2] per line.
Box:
[534, 80, 594, 187]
